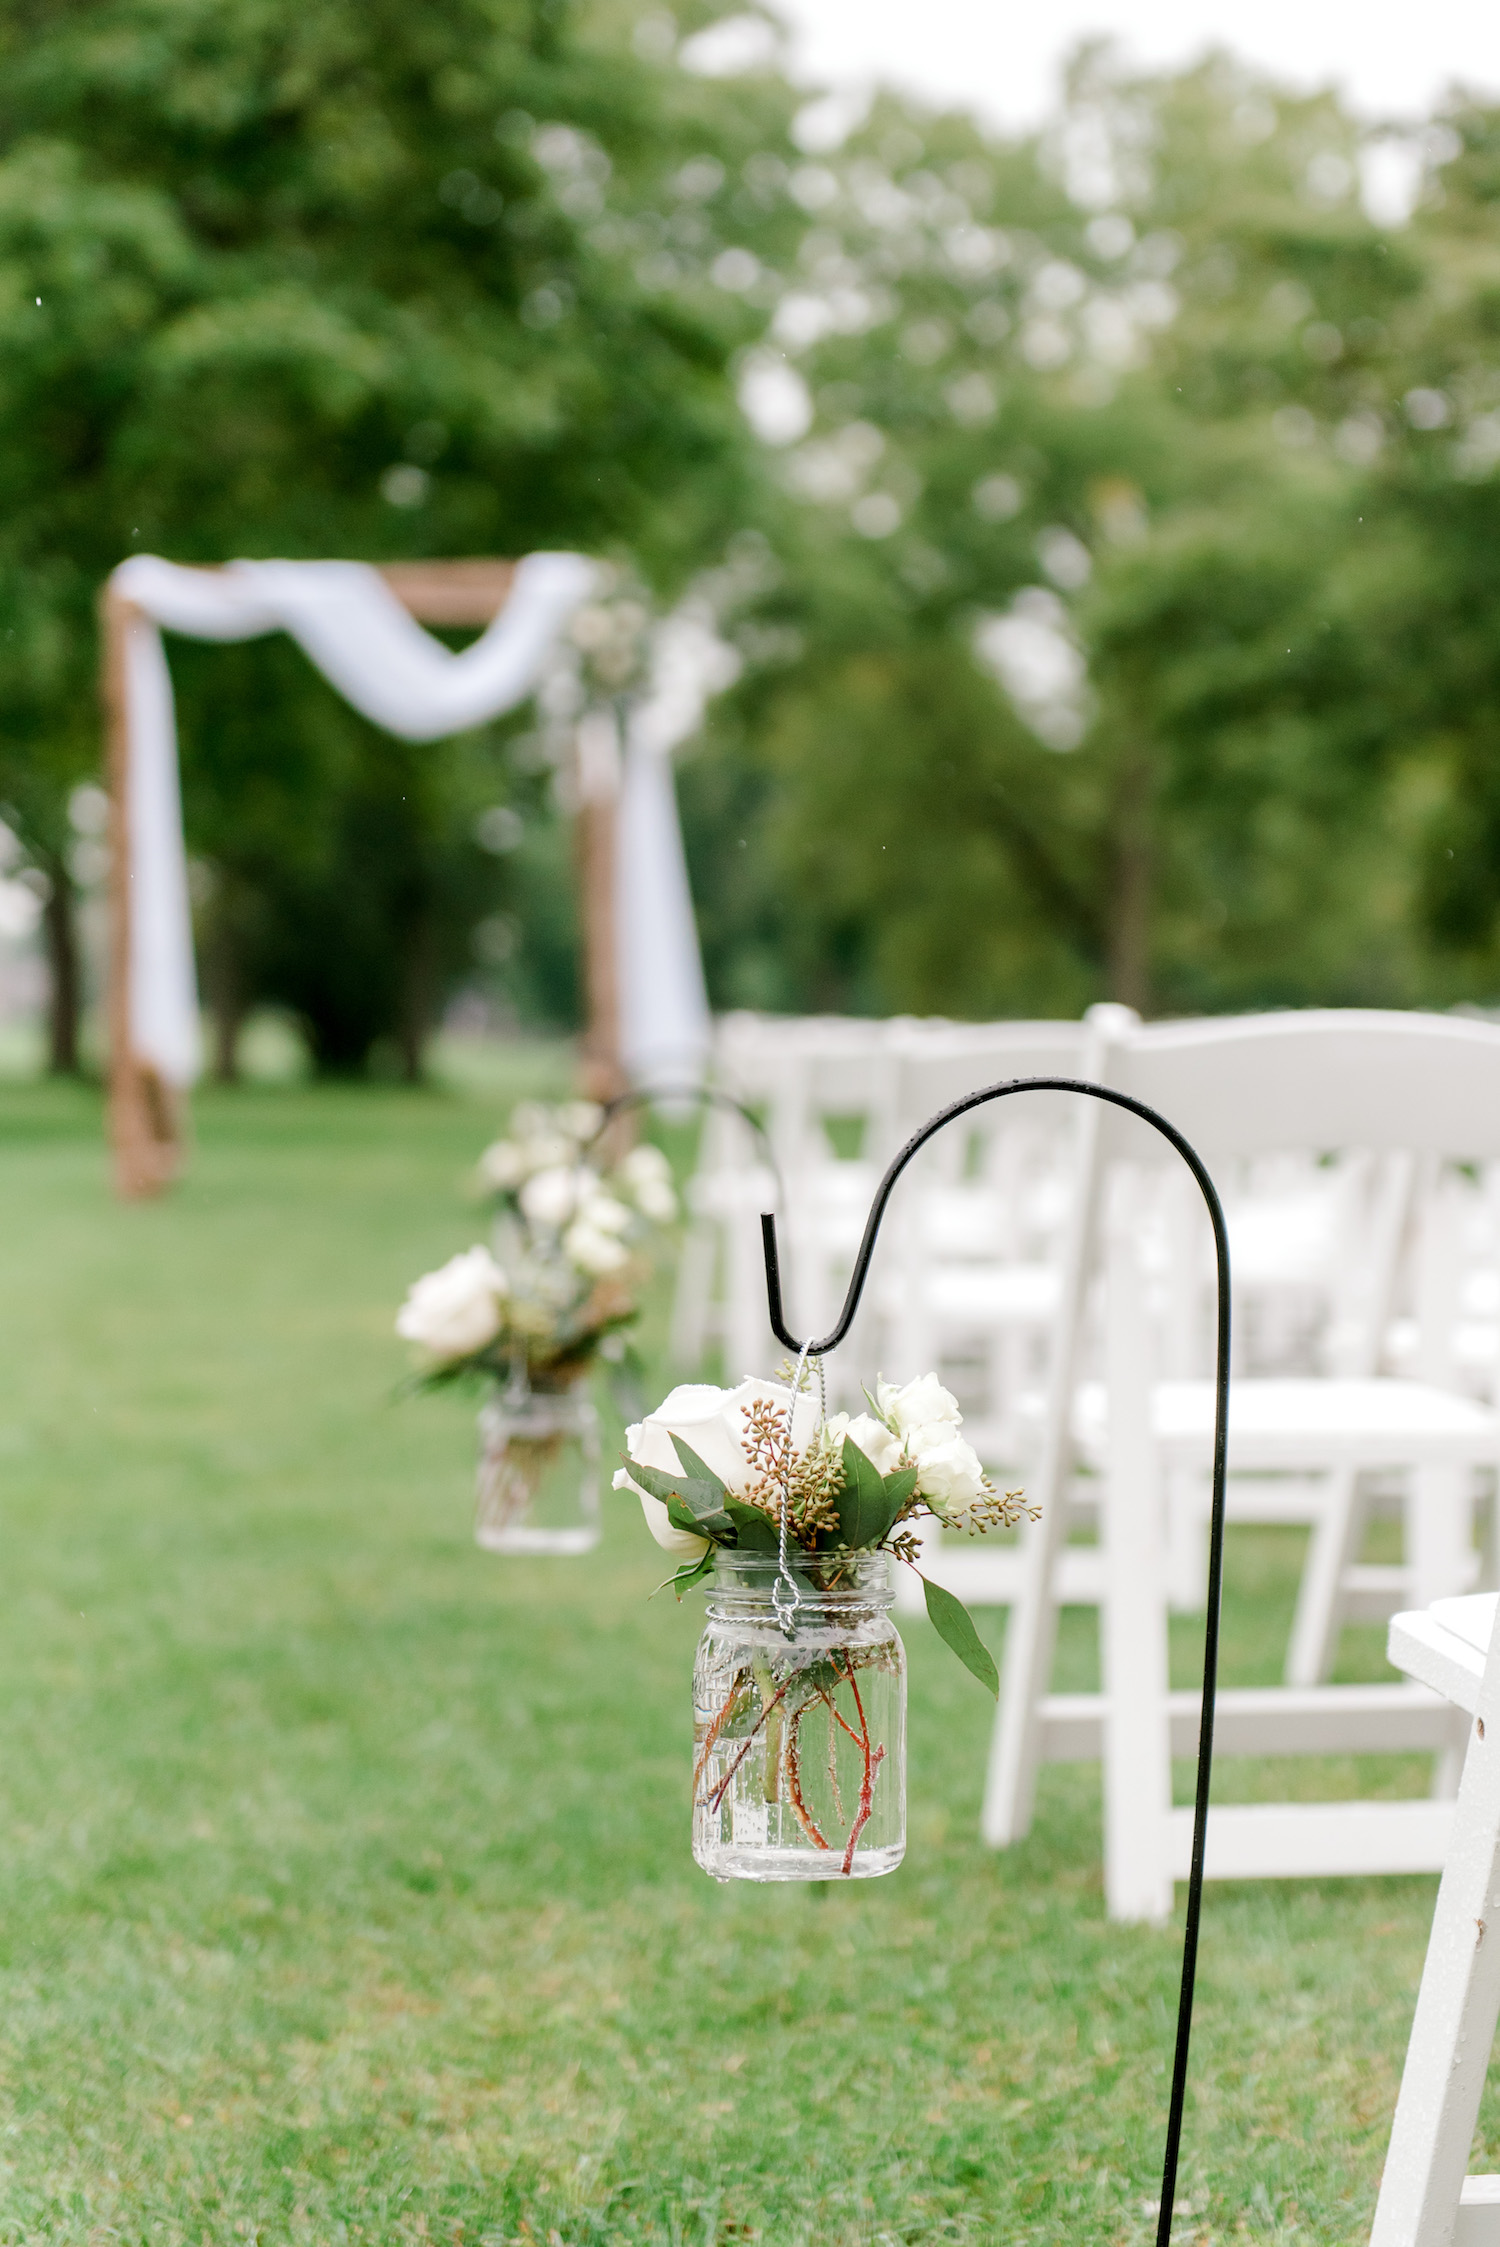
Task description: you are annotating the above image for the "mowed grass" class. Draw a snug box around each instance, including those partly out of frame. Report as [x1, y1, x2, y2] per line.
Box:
[0, 1066, 1485, 2245]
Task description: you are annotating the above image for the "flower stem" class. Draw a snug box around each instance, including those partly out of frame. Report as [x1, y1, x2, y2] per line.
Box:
[837, 1654, 883, 1876]
[752, 1652, 782, 1804]
[704, 1680, 790, 1815]
[785, 1699, 831, 1851]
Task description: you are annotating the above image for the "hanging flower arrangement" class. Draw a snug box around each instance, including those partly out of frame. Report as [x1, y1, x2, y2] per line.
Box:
[397, 1100, 677, 1552]
[615, 1368, 1029, 1881]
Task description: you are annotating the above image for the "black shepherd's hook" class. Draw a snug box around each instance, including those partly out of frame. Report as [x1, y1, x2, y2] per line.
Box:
[759, 1076, 1230, 2247]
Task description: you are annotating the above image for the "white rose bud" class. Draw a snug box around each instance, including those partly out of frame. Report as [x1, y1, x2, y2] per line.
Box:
[908, 1426, 988, 1523]
[825, 1409, 904, 1477]
[396, 1246, 507, 1361]
[876, 1372, 963, 1438]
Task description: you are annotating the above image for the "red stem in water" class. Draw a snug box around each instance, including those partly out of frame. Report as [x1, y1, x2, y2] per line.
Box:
[837, 1655, 884, 1876]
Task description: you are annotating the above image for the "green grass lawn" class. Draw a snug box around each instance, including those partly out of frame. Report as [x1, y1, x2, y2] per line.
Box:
[0, 1066, 1479, 2244]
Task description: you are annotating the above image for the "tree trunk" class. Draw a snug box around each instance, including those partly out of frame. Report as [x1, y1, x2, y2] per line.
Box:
[397, 912, 436, 1084]
[1107, 744, 1153, 1015]
[41, 849, 81, 1076]
[199, 879, 245, 1084]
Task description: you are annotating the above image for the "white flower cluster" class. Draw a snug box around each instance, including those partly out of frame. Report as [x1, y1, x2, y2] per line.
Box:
[476, 1099, 605, 1191]
[478, 1103, 677, 1280]
[615, 1370, 991, 1558]
[397, 1101, 679, 1374]
[829, 1373, 989, 1525]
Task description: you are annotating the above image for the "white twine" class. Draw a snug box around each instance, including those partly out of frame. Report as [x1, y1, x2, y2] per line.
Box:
[772, 1340, 824, 1637]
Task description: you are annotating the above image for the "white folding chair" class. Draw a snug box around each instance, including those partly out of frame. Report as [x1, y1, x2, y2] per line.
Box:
[882, 1009, 1131, 1621]
[1373, 1591, 1500, 2245]
[985, 1010, 1500, 1921]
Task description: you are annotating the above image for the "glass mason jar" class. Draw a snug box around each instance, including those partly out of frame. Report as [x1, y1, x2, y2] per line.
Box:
[474, 1378, 600, 1557]
[692, 1550, 906, 1882]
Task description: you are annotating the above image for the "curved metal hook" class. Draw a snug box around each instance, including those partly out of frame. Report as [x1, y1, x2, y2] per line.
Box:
[760, 1075, 1229, 2247]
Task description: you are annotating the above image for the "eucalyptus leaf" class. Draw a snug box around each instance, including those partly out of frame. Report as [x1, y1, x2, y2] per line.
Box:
[627, 1459, 728, 1522]
[665, 1491, 734, 1543]
[668, 1437, 730, 1500]
[653, 1548, 715, 1602]
[723, 1499, 780, 1552]
[920, 1575, 999, 1697]
[883, 1467, 919, 1509]
[836, 1438, 907, 1550]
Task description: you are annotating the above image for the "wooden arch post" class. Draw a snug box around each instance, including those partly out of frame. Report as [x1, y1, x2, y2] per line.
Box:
[102, 557, 623, 1198]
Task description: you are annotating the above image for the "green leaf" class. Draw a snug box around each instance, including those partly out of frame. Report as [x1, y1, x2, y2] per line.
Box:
[883, 1467, 919, 1510]
[921, 1575, 999, 1698]
[665, 1491, 733, 1542]
[623, 1458, 734, 1542]
[627, 1459, 725, 1521]
[668, 1437, 730, 1500]
[723, 1499, 779, 1552]
[652, 1548, 715, 1602]
[835, 1439, 907, 1550]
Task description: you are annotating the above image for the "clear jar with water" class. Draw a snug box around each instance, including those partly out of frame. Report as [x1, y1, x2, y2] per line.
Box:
[474, 1379, 600, 1556]
[692, 1550, 906, 1882]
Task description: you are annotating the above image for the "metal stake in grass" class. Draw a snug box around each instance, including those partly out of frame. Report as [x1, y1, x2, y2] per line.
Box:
[756, 1076, 1232, 2247]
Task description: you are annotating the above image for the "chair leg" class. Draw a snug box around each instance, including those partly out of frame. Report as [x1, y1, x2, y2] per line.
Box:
[1101, 1216, 1175, 1925]
[1371, 1687, 1500, 2246]
[1286, 1467, 1361, 1686]
[981, 1497, 1066, 1848]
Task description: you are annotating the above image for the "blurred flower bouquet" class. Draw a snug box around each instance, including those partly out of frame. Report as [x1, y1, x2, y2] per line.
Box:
[397, 1100, 678, 1553]
[615, 1369, 1029, 1878]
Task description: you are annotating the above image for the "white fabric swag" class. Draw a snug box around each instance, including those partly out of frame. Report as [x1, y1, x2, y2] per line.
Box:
[110, 551, 713, 1088]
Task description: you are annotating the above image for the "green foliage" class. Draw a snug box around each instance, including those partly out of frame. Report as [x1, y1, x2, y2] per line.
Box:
[686, 53, 1500, 1021]
[11, 3, 1500, 1039]
[921, 1573, 1000, 1698]
[0, 0, 799, 1066]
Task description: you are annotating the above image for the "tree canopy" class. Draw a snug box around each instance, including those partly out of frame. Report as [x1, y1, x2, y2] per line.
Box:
[4, 8, 1500, 1061]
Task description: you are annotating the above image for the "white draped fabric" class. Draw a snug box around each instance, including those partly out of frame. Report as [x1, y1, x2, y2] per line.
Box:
[615, 607, 734, 1086]
[109, 551, 714, 1089]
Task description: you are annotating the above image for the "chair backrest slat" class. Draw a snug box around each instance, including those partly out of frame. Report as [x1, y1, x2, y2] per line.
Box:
[1104, 1011, 1500, 1164]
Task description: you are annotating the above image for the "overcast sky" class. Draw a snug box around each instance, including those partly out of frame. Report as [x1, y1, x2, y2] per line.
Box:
[771, 0, 1500, 134]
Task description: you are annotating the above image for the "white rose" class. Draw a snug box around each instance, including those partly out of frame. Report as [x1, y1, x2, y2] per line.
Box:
[826, 1410, 904, 1477]
[876, 1373, 963, 1438]
[396, 1246, 507, 1361]
[520, 1165, 583, 1228]
[908, 1426, 988, 1522]
[564, 1220, 631, 1275]
[477, 1139, 526, 1190]
[615, 1379, 821, 1549]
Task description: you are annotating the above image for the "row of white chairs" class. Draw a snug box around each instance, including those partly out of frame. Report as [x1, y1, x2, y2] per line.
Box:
[674, 1005, 1500, 1930]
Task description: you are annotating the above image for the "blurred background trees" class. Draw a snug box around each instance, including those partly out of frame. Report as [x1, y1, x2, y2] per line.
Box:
[3, 1, 1500, 1067]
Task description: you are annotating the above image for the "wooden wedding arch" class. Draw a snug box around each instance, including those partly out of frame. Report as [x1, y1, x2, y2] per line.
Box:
[100, 559, 623, 1200]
